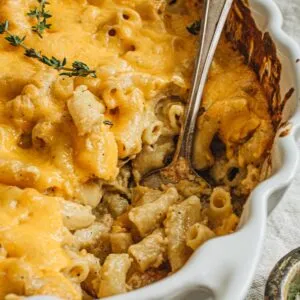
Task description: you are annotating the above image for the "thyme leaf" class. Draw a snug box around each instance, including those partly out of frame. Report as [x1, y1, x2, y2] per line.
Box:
[0, 20, 8, 34]
[103, 120, 113, 126]
[27, 0, 52, 38]
[60, 61, 97, 78]
[0, 21, 96, 78]
[5, 34, 26, 47]
[186, 20, 201, 35]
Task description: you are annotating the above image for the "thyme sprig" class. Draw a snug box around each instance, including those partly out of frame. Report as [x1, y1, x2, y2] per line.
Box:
[186, 20, 201, 35]
[0, 21, 96, 78]
[27, 0, 52, 38]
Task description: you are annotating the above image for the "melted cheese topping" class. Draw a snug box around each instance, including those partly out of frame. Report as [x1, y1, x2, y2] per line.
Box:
[0, 186, 68, 269]
[0, 185, 78, 299]
[0, 0, 198, 196]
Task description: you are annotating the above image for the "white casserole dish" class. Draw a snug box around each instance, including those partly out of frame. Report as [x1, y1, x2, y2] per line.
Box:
[29, 0, 300, 299]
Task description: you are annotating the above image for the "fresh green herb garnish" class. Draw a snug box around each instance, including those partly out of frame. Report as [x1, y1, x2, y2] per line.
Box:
[186, 20, 201, 35]
[288, 272, 300, 300]
[0, 20, 8, 34]
[60, 61, 96, 78]
[27, 0, 52, 38]
[103, 120, 113, 126]
[0, 21, 96, 78]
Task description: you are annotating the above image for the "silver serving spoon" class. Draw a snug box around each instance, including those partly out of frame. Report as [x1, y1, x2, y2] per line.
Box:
[141, 0, 233, 188]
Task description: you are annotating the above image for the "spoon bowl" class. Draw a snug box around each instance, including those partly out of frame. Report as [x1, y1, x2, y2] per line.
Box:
[141, 0, 234, 189]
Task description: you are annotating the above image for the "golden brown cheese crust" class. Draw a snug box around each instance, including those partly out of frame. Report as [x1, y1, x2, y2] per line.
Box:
[193, 37, 274, 181]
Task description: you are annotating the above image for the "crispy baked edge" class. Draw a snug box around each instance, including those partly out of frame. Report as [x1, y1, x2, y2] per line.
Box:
[225, 0, 284, 129]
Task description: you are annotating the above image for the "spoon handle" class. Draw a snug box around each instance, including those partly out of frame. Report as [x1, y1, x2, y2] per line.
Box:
[172, 0, 233, 164]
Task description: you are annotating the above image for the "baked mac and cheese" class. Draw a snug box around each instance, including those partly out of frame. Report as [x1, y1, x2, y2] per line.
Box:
[0, 0, 274, 299]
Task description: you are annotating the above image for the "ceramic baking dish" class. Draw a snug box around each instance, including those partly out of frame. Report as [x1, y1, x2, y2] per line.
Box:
[29, 0, 300, 299]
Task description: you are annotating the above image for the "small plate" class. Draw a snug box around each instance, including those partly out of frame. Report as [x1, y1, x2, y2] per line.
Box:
[265, 248, 300, 299]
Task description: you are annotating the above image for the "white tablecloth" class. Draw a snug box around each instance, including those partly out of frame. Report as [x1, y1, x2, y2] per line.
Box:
[246, 1, 300, 298]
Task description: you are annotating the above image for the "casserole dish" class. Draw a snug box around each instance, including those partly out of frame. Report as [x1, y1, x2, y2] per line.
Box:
[27, 0, 300, 299]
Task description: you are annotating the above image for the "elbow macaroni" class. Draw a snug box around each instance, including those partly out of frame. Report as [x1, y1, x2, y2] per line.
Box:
[67, 85, 106, 136]
[98, 254, 132, 297]
[186, 223, 215, 250]
[164, 196, 201, 271]
[128, 229, 166, 272]
[0, 0, 275, 298]
[209, 187, 232, 220]
[129, 187, 178, 237]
